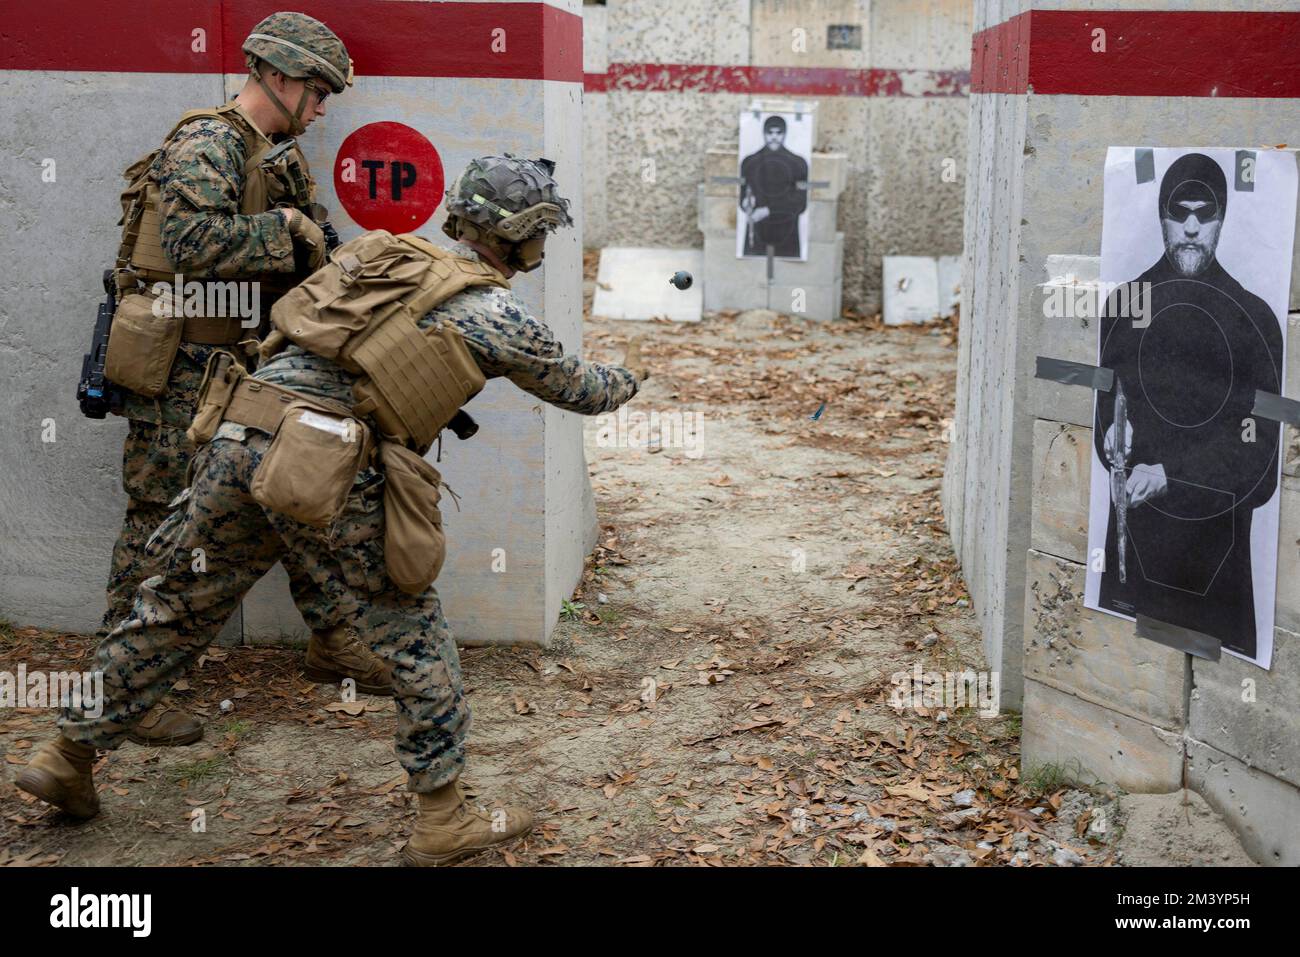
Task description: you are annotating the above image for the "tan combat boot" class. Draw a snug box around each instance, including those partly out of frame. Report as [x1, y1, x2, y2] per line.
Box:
[14, 736, 100, 819]
[400, 781, 533, 866]
[127, 701, 204, 747]
[304, 626, 393, 696]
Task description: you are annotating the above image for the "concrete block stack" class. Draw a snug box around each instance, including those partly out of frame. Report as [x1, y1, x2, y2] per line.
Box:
[698, 145, 848, 320]
[946, 1, 1300, 864]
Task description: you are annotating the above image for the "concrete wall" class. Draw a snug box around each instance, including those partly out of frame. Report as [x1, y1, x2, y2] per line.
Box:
[0, 0, 592, 648]
[947, 0, 1300, 863]
[583, 0, 971, 312]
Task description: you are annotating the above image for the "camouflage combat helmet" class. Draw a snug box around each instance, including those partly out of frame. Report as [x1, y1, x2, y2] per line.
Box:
[243, 12, 353, 134]
[442, 155, 573, 273]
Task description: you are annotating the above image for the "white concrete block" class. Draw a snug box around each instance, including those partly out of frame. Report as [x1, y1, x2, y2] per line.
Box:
[769, 282, 843, 322]
[1023, 548, 1188, 730]
[1186, 737, 1300, 866]
[1022, 677, 1186, 794]
[773, 235, 844, 286]
[696, 185, 838, 243]
[1030, 420, 1091, 564]
[703, 145, 847, 202]
[937, 254, 962, 314]
[883, 256, 943, 325]
[1191, 626, 1300, 790]
[591, 247, 703, 322]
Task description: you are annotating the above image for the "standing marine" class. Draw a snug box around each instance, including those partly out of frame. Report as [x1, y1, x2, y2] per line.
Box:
[22, 155, 649, 865]
[96, 11, 389, 748]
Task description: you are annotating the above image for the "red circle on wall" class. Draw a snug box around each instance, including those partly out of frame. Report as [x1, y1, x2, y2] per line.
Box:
[334, 121, 444, 232]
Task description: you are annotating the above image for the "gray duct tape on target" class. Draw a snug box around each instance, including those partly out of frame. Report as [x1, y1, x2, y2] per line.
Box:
[1136, 614, 1222, 662]
[1252, 389, 1300, 427]
[1034, 357, 1114, 392]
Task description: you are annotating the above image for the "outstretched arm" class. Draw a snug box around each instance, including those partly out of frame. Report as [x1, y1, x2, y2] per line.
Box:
[455, 293, 643, 416]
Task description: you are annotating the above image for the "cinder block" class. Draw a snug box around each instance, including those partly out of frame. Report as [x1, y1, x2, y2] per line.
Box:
[703, 237, 768, 312]
[769, 281, 843, 322]
[1190, 626, 1300, 790]
[772, 235, 844, 285]
[1030, 420, 1091, 564]
[1285, 313, 1300, 478]
[703, 146, 740, 197]
[1272, 475, 1300, 635]
[703, 146, 847, 202]
[1186, 737, 1300, 866]
[703, 234, 844, 316]
[808, 151, 848, 202]
[1024, 548, 1188, 730]
[696, 185, 838, 242]
[1022, 677, 1185, 793]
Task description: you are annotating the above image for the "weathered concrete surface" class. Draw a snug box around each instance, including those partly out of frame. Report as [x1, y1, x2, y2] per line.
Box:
[1024, 549, 1188, 731]
[946, 0, 1300, 706]
[943, 86, 1029, 708]
[1186, 736, 1300, 867]
[0, 1, 592, 648]
[592, 247, 704, 322]
[1190, 627, 1300, 790]
[582, 2, 609, 249]
[1021, 676, 1185, 793]
[588, 0, 971, 312]
[1030, 420, 1090, 564]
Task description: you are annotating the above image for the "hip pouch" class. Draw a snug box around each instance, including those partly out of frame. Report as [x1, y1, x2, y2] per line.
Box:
[378, 441, 446, 594]
[251, 401, 371, 528]
[104, 291, 183, 397]
[188, 350, 245, 446]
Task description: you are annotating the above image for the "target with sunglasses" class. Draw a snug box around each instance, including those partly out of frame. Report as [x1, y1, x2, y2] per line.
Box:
[1084, 147, 1297, 669]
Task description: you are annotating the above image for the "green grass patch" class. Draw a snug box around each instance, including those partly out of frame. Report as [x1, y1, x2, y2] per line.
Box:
[165, 755, 229, 787]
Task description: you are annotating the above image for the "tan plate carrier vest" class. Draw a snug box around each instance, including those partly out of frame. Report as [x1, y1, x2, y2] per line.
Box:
[113, 102, 312, 344]
[188, 231, 509, 591]
[192, 228, 508, 461]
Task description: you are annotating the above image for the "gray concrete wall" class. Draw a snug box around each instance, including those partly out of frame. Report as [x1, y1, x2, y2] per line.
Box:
[582, 0, 971, 313]
[0, 0, 592, 648]
[947, 0, 1300, 863]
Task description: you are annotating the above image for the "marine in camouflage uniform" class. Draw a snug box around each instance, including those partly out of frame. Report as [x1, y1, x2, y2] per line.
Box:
[22, 156, 647, 865]
[103, 12, 388, 747]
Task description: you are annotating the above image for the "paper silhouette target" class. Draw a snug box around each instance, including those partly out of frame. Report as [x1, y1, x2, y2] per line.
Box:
[1084, 147, 1296, 669]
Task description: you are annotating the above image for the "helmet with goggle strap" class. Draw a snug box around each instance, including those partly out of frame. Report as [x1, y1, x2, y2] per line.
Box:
[442, 154, 573, 272]
[243, 12, 353, 135]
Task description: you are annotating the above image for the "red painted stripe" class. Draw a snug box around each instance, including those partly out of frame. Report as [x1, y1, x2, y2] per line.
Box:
[971, 10, 1300, 97]
[585, 63, 969, 97]
[0, 0, 583, 83]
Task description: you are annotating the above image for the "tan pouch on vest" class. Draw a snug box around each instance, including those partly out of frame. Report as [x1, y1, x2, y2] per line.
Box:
[104, 292, 183, 397]
[251, 402, 371, 528]
[378, 441, 446, 594]
[187, 351, 245, 446]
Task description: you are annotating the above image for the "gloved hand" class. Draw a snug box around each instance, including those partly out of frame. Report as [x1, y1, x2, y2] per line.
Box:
[621, 336, 649, 383]
[281, 207, 326, 271]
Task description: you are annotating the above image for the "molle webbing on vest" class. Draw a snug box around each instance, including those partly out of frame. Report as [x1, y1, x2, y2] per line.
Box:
[347, 312, 486, 453]
[115, 104, 302, 286]
[267, 231, 505, 453]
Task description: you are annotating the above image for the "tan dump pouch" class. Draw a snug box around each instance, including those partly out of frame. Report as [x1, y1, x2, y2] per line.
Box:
[378, 441, 446, 594]
[250, 396, 372, 529]
[103, 292, 183, 397]
[188, 351, 245, 446]
[347, 315, 486, 452]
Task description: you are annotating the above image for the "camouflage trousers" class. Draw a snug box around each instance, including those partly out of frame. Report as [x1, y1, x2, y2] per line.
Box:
[66, 432, 470, 792]
[104, 418, 339, 637]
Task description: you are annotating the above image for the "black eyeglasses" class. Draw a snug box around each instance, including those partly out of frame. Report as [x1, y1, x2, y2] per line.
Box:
[305, 81, 330, 105]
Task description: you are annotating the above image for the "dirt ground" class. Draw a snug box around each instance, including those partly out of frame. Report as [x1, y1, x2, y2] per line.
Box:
[0, 264, 1253, 867]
